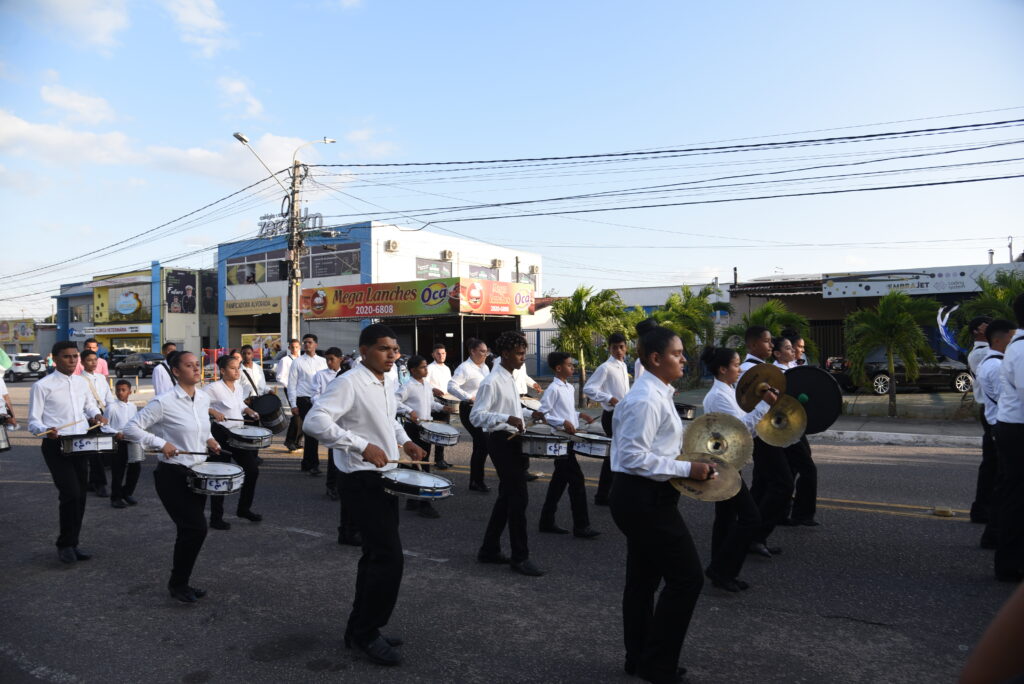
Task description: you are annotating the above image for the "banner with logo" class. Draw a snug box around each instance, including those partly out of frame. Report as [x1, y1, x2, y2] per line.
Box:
[0, 319, 35, 343]
[302, 278, 535, 319]
[822, 263, 1024, 298]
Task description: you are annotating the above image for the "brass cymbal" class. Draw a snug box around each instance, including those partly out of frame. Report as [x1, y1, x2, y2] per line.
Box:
[681, 413, 753, 470]
[670, 458, 742, 502]
[736, 364, 786, 412]
[756, 394, 808, 447]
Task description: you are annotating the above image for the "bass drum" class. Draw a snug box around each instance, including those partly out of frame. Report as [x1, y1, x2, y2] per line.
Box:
[251, 393, 286, 434]
[784, 366, 843, 434]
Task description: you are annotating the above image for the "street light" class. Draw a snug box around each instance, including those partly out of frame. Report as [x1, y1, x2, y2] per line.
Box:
[233, 132, 337, 343]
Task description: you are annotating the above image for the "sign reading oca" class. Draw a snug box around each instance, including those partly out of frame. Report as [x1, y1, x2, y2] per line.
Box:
[514, 291, 534, 307]
[420, 282, 450, 307]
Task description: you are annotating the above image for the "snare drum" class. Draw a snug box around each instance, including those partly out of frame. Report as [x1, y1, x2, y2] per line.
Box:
[438, 393, 461, 410]
[520, 430, 570, 458]
[381, 469, 453, 500]
[0, 424, 10, 453]
[520, 396, 542, 412]
[60, 433, 117, 456]
[251, 393, 286, 434]
[125, 441, 145, 463]
[573, 433, 612, 459]
[418, 421, 460, 446]
[227, 425, 273, 450]
[187, 462, 244, 496]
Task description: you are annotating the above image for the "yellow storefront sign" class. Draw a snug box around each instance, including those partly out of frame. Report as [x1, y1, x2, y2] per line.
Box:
[224, 297, 281, 316]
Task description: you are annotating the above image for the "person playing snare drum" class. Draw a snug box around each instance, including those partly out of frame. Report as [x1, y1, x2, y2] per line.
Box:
[102, 379, 141, 509]
[396, 354, 454, 519]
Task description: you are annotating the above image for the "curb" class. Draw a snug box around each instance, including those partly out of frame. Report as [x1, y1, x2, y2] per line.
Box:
[809, 430, 979, 449]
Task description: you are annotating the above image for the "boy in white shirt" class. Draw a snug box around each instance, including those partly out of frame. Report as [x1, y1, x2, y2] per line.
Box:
[583, 332, 631, 506]
[396, 354, 453, 518]
[426, 344, 454, 470]
[313, 347, 346, 501]
[103, 379, 141, 508]
[81, 349, 115, 498]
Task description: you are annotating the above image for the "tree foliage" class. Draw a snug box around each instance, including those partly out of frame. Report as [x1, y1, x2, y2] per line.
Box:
[952, 270, 1024, 347]
[549, 286, 631, 381]
[718, 299, 817, 359]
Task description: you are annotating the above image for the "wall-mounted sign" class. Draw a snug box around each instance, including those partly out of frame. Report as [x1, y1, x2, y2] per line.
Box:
[822, 263, 1024, 298]
[301, 278, 535, 319]
[0, 319, 34, 343]
[225, 297, 282, 317]
[82, 324, 152, 335]
[166, 270, 197, 313]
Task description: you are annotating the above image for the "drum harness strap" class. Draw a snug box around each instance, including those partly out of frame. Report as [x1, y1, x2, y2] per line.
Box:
[85, 374, 106, 412]
[982, 352, 1004, 407]
[240, 367, 259, 397]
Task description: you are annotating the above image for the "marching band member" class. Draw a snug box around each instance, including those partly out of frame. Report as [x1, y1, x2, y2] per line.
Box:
[314, 346, 346, 501]
[426, 344, 454, 470]
[968, 316, 996, 525]
[996, 296, 1024, 584]
[396, 354, 452, 519]
[513, 365, 543, 398]
[289, 334, 328, 476]
[80, 349, 115, 498]
[303, 323, 426, 666]
[978, 319, 1014, 552]
[204, 355, 263, 530]
[537, 351, 599, 539]
[471, 330, 543, 576]
[123, 351, 222, 602]
[151, 342, 178, 396]
[780, 331, 819, 527]
[740, 326, 791, 558]
[277, 339, 303, 452]
[610, 319, 713, 684]
[583, 332, 631, 506]
[449, 338, 492, 492]
[102, 379, 141, 509]
[0, 371, 15, 427]
[237, 344, 267, 398]
[701, 346, 774, 592]
[28, 341, 107, 565]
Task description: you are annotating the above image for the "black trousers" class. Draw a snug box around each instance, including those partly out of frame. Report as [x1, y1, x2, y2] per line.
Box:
[540, 447, 589, 530]
[402, 421, 432, 472]
[110, 441, 140, 501]
[153, 462, 208, 589]
[283, 389, 304, 449]
[429, 410, 450, 463]
[208, 423, 260, 518]
[610, 474, 703, 681]
[749, 437, 793, 543]
[341, 470, 403, 643]
[973, 413, 999, 522]
[297, 396, 319, 472]
[480, 433, 530, 562]
[88, 453, 108, 488]
[460, 401, 489, 483]
[994, 422, 1024, 576]
[41, 439, 88, 548]
[785, 436, 817, 521]
[709, 477, 760, 580]
[595, 410, 615, 502]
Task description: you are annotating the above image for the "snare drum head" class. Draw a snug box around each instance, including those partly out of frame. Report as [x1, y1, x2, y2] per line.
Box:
[578, 433, 611, 443]
[231, 425, 273, 439]
[420, 422, 459, 437]
[526, 424, 555, 436]
[384, 469, 451, 488]
[520, 397, 541, 411]
[192, 462, 243, 477]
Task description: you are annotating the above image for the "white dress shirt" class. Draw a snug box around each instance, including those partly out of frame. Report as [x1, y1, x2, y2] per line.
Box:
[633, 358, 645, 381]
[426, 361, 452, 393]
[997, 333, 1024, 424]
[28, 371, 102, 436]
[739, 354, 767, 378]
[74, 357, 109, 376]
[978, 352, 1004, 426]
[538, 376, 578, 430]
[302, 363, 410, 474]
[702, 378, 770, 437]
[123, 385, 214, 468]
[0, 376, 9, 416]
[288, 353, 329, 407]
[102, 400, 139, 438]
[448, 359, 490, 401]
[275, 354, 297, 390]
[81, 371, 114, 412]
[203, 379, 247, 428]
[152, 362, 175, 396]
[396, 377, 443, 419]
[968, 341, 989, 404]
[312, 367, 343, 400]
[513, 366, 538, 396]
[583, 356, 631, 411]
[470, 363, 532, 432]
[610, 371, 691, 480]
[238, 361, 267, 397]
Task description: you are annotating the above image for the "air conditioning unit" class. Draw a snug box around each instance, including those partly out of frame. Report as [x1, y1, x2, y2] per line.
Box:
[491, 258, 504, 269]
[440, 250, 454, 261]
[383, 239, 400, 253]
[528, 265, 540, 275]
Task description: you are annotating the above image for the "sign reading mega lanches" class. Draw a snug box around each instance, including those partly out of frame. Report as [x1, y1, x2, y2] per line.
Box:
[301, 278, 535, 319]
[822, 263, 1024, 299]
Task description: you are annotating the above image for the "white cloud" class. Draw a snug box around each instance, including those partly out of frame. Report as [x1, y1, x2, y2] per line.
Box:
[344, 127, 398, 158]
[40, 84, 116, 124]
[148, 132, 310, 184]
[217, 77, 263, 118]
[0, 109, 137, 165]
[161, 0, 231, 58]
[338, 0, 363, 7]
[7, 0, 129, 49]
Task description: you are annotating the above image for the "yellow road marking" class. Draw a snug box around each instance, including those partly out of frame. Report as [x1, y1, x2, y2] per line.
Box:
[817, 503, 969, 522]
[818, 496, 969, 514]
[0, 480, 51, 484]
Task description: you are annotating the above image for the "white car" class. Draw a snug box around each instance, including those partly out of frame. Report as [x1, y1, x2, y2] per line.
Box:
[4, 353, 47, 382]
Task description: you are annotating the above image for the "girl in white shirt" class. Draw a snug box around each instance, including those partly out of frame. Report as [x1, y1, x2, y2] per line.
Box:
[448, 338, 492, 491]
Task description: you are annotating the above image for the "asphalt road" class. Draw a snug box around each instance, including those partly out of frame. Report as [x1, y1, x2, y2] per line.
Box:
[0, 382, 1013, 683]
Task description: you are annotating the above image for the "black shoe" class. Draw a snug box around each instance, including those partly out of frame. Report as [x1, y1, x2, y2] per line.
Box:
[237, 510, 263, 522]
[593, 496, 609, 507]
[626, 661, 688, 679]
[95, 486, 109, 498]
[348, 635, 401, 666]
[309, 468, 322, 477]
[705, 568, 742, 592]
[169, 585, 198, 603]
[58, 547, 76, 564]
[73, 548, 92, 561]
[417, 503, 440, 519]
[637, 667, 690, 683]
[735, 578, 750, 591]
[510, 559, 545, 577]
[338, 532, 362, 546]
[748, 542, 773, 558]
[210, 519, 231, 531]
[477, 551, 511, 564]
[468, 481, 490, 493]
[573, 526, 601, 539]
[326, 487, 340, 501]
[434, 460, 452, 470]
[123, 495, 138, 506]
[525, 472, 539, 482]
[539, 522, 569, 534]
[792, 518, 821, 527]
[188, 585, 207, 599]
[111, 498, 128, 509]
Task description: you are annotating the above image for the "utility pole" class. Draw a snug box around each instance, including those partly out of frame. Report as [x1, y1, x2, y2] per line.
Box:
[515, 256, 520, 283]
[287, 160, 304, 342]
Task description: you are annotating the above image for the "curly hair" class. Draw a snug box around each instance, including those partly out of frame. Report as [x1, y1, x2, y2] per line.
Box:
[492, 330, 528, 355]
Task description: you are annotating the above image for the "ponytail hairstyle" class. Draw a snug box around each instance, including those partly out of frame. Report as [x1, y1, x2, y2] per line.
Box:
[635, 318, 679, 370]
[168, 350, 195, 381]
[700, 346, 738, 378]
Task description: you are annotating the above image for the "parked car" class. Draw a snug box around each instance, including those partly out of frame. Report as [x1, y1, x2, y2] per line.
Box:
[4, 353, 47, 382]
[825, 352, 973, 395]
[115, 352, 165, 378]
[107, 348, 134, 370]
[261, 357, 276, 382]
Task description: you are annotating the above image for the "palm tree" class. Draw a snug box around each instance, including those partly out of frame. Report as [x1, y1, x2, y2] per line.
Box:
[653, 285, 732, 383]
[719, 299, 817, 359]
[844, 290, 938, 417]
[954, 270, 1024, 347]
[550, 286, 629, 395]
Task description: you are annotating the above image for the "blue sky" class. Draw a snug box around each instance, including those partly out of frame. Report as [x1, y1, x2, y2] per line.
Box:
[1, 0, 1023, 317]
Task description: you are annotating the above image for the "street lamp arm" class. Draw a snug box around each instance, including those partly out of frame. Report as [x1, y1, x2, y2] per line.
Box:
[233, 132, 290, 194]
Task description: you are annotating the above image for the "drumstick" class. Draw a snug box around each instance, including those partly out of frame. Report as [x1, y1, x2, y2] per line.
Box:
[144, 449, 236, 456]
[32, 421, 104, 437]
